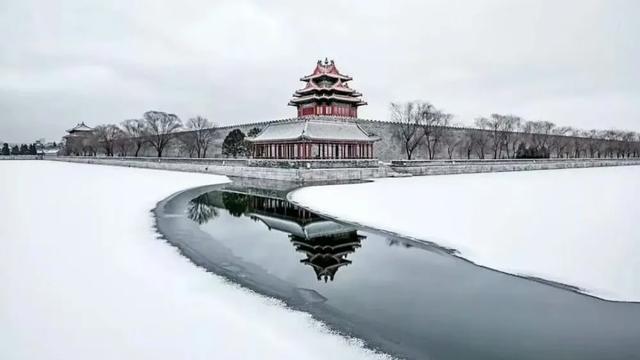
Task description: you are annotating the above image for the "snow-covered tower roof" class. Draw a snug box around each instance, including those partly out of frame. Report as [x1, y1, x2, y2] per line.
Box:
[65, 122, 94, 135]
[289, 59, 367, 118]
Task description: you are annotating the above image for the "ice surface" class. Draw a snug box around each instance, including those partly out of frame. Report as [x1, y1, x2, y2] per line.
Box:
[290, 166, 640, 302]
[0, 161, 389, 360]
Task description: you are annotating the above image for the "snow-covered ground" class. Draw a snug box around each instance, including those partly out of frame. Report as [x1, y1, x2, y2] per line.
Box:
[0, 161, 389, 360]
[291, 166, 640, 302]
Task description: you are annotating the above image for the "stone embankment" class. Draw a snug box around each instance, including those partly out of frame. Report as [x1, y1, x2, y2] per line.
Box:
[44, 156, 640, 182]
[0, 155, 43, 160]
[390, 158, 640, 176]
[50, 156, 391, 182]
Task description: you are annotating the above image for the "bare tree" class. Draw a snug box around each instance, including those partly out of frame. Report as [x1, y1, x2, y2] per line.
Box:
[182, 116, 216, 158]
[568, 128, 586, 158]
[94, 124, 122, 156]
[64, 134, 97, 156]
[178, 134, 197, 157]
[470, 129, 489, 159]
[114, 134, 130, 156]
[143, 111, 183, 158]
[121, 119, 147, 157]
[460, 131, 475, 159]
[421, 104, 452, 159]
[524, 120, 556, 154]
[548, 126, 571, 158]
[476, 115, 507, 159]
[392, 102, 426, 160]
[501, 115, 522, 158]
[442, 130, 462, 159]
[621, 131, 637, 158]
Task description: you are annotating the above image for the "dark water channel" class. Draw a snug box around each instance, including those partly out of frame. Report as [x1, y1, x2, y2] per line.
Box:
[155, 182, 640, 360]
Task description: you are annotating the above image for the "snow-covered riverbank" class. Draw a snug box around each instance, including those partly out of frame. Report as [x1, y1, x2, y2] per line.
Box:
[0, 161, 389, 360]
[290, 166, 640, 302]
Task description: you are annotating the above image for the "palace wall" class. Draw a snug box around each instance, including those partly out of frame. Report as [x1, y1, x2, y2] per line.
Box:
[122, 118, 637, 161]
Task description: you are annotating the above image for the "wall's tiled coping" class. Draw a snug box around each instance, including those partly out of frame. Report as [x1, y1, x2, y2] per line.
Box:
[391, 158, 640, 166]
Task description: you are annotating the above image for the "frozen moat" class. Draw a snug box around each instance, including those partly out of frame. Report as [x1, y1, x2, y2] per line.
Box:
[155, 181, 640, 360]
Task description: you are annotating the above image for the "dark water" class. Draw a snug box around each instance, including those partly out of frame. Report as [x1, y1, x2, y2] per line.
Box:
[155, 182, 640, 360]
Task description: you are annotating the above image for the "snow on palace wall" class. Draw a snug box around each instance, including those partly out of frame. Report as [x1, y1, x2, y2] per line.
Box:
[133, 118, 640, 161]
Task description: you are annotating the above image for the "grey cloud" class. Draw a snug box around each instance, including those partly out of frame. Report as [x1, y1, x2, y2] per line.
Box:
[0, 0, 638, 143]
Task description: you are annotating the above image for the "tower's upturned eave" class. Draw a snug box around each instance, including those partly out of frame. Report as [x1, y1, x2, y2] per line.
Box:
[288, 95, 367, 105]
[300, 73, 353, 82]
[294, 86, 358, 95]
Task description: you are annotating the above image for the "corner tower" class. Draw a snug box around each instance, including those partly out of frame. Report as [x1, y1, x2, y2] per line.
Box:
[288, 58, 367, 118]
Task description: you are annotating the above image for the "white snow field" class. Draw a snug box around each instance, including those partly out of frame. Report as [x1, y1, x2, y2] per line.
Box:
[0, 161, 389, 360]
[291, 166, 640, 302]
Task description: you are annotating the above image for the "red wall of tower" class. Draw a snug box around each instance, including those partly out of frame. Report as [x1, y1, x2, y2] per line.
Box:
[297, 103, 357, 117]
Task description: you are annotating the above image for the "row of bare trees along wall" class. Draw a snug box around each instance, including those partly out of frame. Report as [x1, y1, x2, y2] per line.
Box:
[64, 111, 217, 158]
[63, 103, 640, 160]
[391, 101, 640, 160]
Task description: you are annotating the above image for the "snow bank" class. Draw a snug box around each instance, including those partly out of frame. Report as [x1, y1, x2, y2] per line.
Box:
[290, 166, 640, 302]
[0, 161, 389, 360]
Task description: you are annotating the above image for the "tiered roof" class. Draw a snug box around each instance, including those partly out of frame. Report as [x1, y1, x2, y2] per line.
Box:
[64, 122, 94, 138]
[66, 122, 93, 134]
[251, 213, 358, 239]
[288, 59, 367, 107]
[291, 232, 363, 282]
[246, 117, 379, 143]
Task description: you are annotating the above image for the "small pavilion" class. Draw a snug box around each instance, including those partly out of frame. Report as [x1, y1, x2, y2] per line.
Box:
[64, 122, 94, 138]
[62, 122, 95, 155]
[247, 59, 378, 160]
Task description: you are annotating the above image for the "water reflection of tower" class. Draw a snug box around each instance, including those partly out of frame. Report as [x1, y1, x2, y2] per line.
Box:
[248, 195, 364, 282]
[291, 232, 363, 282]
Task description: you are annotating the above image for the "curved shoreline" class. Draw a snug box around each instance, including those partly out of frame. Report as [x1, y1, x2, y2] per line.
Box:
[152, 184, 403, 359]
[285, 191, 611, 303]
[287, 168, 640, 304]
[153, 182, 640, 359]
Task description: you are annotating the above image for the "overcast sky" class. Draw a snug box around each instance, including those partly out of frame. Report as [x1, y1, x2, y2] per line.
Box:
[1, 0, 638, 143]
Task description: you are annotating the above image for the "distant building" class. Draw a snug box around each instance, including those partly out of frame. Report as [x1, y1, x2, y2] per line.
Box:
[63, 122, 95, 156]
[247, 59, 379, 160]
[64, 122, 94, 137]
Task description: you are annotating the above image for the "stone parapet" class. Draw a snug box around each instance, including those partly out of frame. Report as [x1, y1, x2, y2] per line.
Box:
[0, 155, 43, 160]
[50, 157, 389, 182]
[49, 156, 640, 182]
[391, 158, 640, 176]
